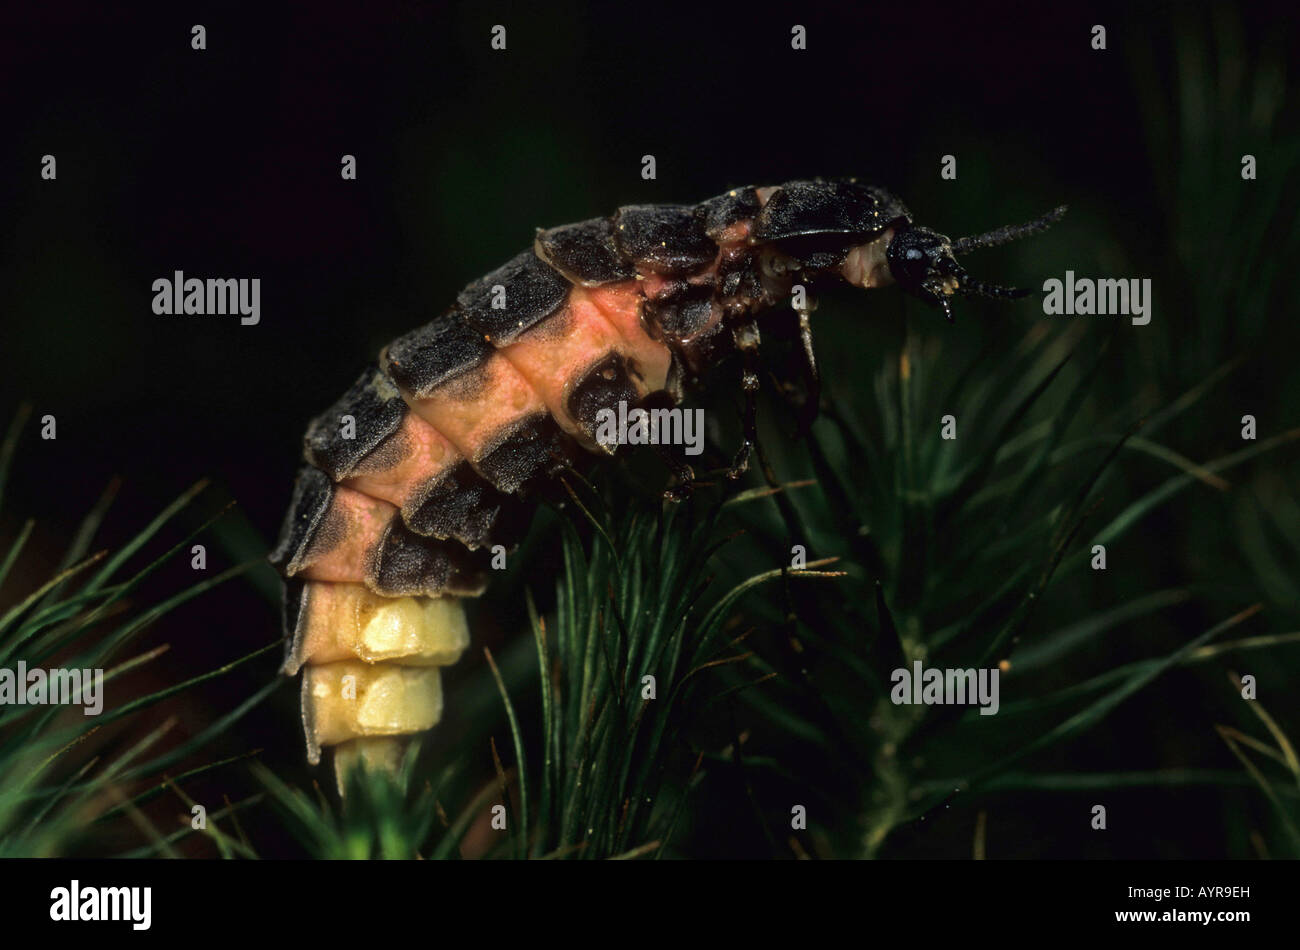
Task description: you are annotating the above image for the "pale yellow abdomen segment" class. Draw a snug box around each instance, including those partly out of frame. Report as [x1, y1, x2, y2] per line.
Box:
[283, 582, 468, 672]
[289, 581, 470, 785]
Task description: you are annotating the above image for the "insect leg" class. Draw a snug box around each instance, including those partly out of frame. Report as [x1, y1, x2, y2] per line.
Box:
[726, 319, 762, 481]
[659, 445, 697, 502]
[795, 309, 820, 434]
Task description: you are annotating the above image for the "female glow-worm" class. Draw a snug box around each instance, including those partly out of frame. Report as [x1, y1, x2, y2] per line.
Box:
[268, 178, 1064, 787]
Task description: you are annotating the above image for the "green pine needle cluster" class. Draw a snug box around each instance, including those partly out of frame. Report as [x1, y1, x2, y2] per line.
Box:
[0, 406, 273, 857]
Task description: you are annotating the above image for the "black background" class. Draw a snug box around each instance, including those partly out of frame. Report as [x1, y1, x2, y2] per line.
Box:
[1, 0, 1296, 859]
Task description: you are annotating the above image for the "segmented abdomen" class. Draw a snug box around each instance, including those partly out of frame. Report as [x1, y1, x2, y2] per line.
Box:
[270, 185, 814, 779]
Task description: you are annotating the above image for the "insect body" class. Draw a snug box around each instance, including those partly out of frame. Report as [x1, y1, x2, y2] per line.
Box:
[269, 179, 1064, 786]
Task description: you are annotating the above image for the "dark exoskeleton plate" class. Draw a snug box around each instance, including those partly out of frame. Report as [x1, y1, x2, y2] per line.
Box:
[404, 459, 530, 550]
[613, 204, 717, 276]
[566, 351, 645, 452]
[381, 309, 495, 399]
[695, 186, 762, 240]
[456, 250, 571, 346]
[368, 518, 488, 598]
[752, 179, 911, 244]
[303, 367, 409, 481]
[267, 466, 339, 576]
[750, 179, 913, 270]
[474, 412, 580, 497]
[643, 283, 719, 343]
[535, 217, 637, 287]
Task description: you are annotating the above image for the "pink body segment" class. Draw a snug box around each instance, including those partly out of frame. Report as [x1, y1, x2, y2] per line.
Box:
[403, 353, 549, 462]
[342, 412, 461, 511]
[295, 487, 396, 582]
[498, 290, 639, 443]
[588, 283, 673, 393]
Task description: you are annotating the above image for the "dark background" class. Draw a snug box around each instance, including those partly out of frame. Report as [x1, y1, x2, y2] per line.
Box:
[1, 0, 1297, 857]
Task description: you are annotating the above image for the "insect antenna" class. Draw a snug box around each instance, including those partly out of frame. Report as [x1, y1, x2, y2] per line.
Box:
[958, 276, 1034, 300]
[950, 205, 1068, 254]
